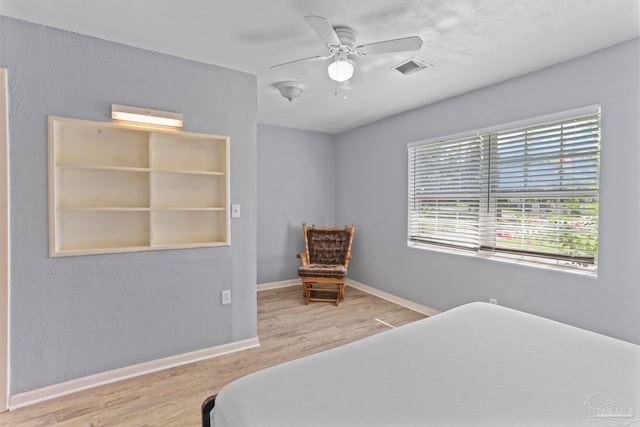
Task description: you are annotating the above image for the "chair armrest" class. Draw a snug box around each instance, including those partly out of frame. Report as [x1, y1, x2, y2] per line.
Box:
[297, 252, 309, 265]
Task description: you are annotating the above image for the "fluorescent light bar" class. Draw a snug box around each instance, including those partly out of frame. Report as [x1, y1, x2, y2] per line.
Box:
[111, 104, 183, 128]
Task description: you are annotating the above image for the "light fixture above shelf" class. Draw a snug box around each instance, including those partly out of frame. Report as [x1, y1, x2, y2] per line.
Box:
[112, 104, 183, 128]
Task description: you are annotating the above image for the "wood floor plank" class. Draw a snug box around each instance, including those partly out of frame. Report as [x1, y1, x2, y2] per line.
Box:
[0, 285, 427, 426]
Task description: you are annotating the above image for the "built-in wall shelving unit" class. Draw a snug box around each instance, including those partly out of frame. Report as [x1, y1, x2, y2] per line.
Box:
[48, 116, 230, 257]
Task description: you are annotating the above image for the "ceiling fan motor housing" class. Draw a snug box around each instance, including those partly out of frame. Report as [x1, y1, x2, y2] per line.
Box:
[333, 27, 356, 49]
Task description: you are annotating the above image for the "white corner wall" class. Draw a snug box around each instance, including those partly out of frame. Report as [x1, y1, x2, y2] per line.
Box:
[257, 124, 336, 284]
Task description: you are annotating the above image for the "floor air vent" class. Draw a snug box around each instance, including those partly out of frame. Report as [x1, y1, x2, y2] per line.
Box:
[394, 59, 432, 75]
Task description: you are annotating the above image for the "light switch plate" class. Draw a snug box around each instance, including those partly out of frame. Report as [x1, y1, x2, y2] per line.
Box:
[221, 290, 231, 305]
[231, 204, 240, 218]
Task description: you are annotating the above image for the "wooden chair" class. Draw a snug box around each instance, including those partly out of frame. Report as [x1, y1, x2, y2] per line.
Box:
[297, 224, 355, 306]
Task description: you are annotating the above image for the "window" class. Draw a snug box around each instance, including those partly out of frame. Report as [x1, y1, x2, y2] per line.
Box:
[408, 107, 600, 273]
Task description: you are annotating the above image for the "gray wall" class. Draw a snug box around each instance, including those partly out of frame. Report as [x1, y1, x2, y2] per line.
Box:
[335, 38, 640, 344]
[0, 17, 257, 394]
[257, 124, 335, 284]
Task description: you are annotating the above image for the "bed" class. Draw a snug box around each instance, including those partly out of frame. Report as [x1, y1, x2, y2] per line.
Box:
[202, 302, 640, 426]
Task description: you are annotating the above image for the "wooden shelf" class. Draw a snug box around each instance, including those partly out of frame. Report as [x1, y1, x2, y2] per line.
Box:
[55, 209, 151, 252]
[48, 116, 230, 256]
[151, 210, 227, 246]
[151, 172, 226, 209]
[151, 207, 226, 211]
[54, 121, 149, 168]
[56, 167, 150, 209]
[150, 168, 225, 176]
[57, 164, 151, 173]
[150, 132, 226, 173]
[58, 207, 152, 212]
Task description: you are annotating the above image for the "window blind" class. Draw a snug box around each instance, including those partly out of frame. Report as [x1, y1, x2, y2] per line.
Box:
[481, 114, 600, 266]
[408, 109, 600, 273]
[408, 135, 483, 250]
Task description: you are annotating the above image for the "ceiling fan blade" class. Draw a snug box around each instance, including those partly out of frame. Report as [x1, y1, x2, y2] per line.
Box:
[304, 15, 341, 46]
[270, 55, 329, 69]
[357, 36, 423, 55]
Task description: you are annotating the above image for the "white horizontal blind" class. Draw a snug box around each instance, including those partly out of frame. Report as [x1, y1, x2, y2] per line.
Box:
[482, 114, 600, 267]
[408, 108, 600, 273]
[408, 136, 483, 249]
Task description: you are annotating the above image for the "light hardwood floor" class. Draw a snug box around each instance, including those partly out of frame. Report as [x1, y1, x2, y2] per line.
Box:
[0, 285, 427, 426]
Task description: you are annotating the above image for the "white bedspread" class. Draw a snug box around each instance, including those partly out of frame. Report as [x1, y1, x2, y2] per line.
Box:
[212, 302, 640, 426]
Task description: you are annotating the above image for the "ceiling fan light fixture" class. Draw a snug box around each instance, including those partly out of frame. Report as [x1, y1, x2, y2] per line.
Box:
[328, 59, 354, 82]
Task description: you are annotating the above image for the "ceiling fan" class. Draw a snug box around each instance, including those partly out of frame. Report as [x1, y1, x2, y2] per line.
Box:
[272, 15, 423, 83]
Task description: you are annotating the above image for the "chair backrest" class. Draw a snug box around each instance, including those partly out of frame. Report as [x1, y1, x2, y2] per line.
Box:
[304, 224, 355, 267]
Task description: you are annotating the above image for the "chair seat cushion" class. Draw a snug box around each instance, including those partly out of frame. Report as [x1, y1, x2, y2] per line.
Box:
[298, 264, 347, 278]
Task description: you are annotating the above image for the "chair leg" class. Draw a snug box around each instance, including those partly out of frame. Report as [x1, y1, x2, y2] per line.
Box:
[304, 281, 310, 304]
[301, 278, 343, 305]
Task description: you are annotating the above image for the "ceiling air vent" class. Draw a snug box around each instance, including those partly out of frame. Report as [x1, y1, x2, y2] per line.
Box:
[394, 59, 432, 75]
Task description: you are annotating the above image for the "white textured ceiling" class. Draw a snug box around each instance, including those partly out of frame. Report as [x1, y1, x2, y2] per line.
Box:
[1, 0, 638, 134]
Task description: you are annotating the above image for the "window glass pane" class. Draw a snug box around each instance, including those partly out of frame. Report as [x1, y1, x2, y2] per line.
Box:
[490, 117, 599, 193]
[490, 196, 598, 264]
[409, 198, 480, 249]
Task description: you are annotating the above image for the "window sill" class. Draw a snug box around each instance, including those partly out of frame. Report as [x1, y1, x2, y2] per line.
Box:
[407, 241, 597, 278]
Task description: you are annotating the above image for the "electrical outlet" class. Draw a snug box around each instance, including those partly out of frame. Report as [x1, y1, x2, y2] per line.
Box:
[489, 298, 498, 305]
[221, 290, 231, 305]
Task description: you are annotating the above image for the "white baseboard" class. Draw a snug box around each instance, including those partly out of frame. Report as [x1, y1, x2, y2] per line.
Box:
[257, 279, 301, 291]
[257, 278, 438, 317]
[346, 279, 439, 316]
[9, 337, 259, 410]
